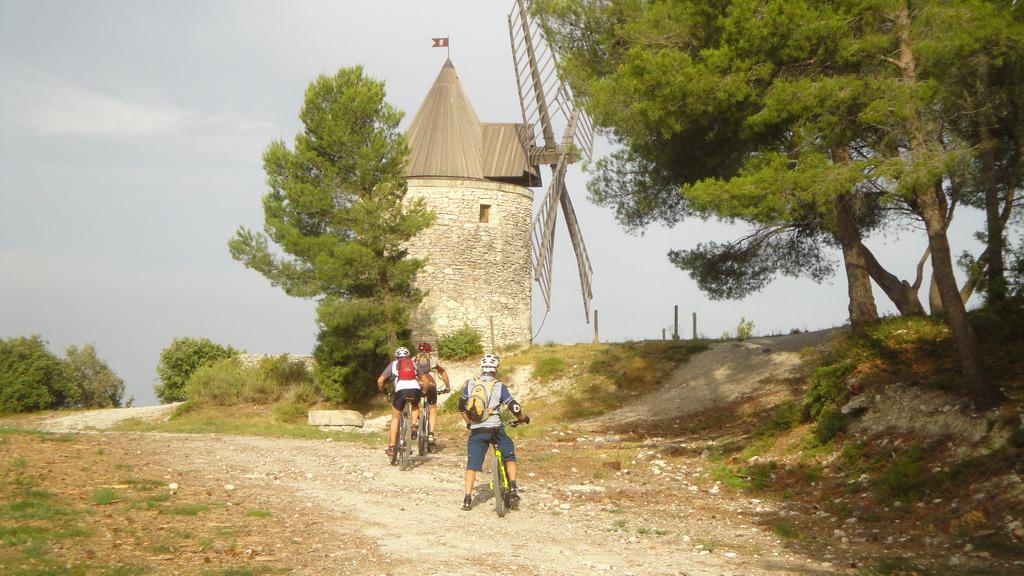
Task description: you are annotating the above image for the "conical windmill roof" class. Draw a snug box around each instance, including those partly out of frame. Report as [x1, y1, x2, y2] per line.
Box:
[406, 59, 485, 178]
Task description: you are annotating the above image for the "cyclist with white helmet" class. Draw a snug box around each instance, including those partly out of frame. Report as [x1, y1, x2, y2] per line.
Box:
[377, 346, 428, 461]
[458, 352, 530, 511]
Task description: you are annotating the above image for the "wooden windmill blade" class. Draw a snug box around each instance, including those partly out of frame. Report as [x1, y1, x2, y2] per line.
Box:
[532, 151, 568, 308]
[509, 0, 595, 322]
[560, 188, 594, 317]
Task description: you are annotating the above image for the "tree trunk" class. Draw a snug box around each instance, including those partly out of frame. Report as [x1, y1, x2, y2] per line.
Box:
[929, 273, 944, 315]
[894, 2, 1004, 410]
[980, 126, 1007, 303]
[831, 148, 879, 326]
[859, 243, 926, 316]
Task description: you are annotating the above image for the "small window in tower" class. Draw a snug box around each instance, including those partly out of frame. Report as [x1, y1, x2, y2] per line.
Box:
[479, 204, 492, 223]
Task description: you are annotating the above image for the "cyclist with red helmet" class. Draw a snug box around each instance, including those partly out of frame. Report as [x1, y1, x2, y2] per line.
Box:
[414, 341, 450, 447]
[376, 346, 428, 460]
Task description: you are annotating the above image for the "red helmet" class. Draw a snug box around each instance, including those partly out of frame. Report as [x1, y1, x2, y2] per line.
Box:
[417, 342, 432, 352]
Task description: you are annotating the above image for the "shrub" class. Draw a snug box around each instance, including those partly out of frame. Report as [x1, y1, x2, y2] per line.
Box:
[436, 324, 484, 361]
[736, 317, 755, 340]
[532, 356, 566, 381]
[184, 358, 248, 405]
[0, 335, 77, 413]
[64, 344, 124, 408]
[813, 406, 850, 444]
[802, 360, 856, 420]
[155, 337, 236, 403]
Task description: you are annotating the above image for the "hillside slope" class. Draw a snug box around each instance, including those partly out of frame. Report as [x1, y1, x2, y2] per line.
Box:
[592, 329, 839, 432]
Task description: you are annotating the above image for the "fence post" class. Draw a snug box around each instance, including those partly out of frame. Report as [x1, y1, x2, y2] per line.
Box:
[674, 305, 679, 339]
[662, 328, 666, 340]
[692, 312, 697, 340]
[593, 309, 600, 344]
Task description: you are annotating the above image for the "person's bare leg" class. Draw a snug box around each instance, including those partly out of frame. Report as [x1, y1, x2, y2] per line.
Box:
[505, 460, 518, 483]
[388, 406, 400, 447]
[428, 404, 438, 434]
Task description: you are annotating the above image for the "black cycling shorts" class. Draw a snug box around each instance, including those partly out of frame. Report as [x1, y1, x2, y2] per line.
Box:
[391, 388, 421, 411]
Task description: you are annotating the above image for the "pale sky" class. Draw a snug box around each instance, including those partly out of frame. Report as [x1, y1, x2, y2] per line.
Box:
[1, 0, 988, 406]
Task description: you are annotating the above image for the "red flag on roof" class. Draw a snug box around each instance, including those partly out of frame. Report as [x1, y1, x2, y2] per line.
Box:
[432, 37, 449, 47]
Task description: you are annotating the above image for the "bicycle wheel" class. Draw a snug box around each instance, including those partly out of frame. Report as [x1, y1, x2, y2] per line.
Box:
[417, 405, 428, 456]
[399, 403, 412, 471]
[492, 450, 507, 517]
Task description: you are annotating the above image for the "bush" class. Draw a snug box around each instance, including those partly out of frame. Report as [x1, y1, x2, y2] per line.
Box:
[183, 356, 316, 407]
[155, 337, 236, 403]
[736, 317, 755, 340]
[802, 360, 856, 420]
[532, 356, 566, 381]
[813, 406, 850, 444]
[0, 335, 76, 413]
[184, 358, 248, 405]
[436, 324, 483, 361]
[64, 344, 124, 408]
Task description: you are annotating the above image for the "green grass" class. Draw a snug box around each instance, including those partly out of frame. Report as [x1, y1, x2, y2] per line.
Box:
[532, 356, 567, 381]
[114, 404, 380, 445]
[710, 463, 750, 490]
[245, 508, 272, 518]
[769, 520, 803, 540]
[164, 503, 209, 516]
[90, 487, 119, 505]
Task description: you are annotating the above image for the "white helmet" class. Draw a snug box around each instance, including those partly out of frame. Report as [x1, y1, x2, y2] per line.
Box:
[395, 347, 410, 358]
[480, 353, 500, 372]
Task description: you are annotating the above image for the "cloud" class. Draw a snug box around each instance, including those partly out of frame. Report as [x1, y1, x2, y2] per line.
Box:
[18, 80, 193, 137]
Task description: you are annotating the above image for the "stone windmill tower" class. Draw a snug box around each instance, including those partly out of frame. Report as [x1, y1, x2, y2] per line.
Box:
[405, 1, 595, 349]
[404, 59, 540, 348]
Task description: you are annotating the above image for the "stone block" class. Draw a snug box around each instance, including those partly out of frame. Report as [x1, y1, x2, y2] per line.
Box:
[308, 410, 364, 427]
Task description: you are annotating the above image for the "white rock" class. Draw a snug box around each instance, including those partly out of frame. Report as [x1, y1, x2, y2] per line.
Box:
[723, 552, 737, 558]
[305, 473, 313, 480]
[833, 529, 846, 538]
[168, 483, 178, 491]
[224, 484, 235, 491]
[363, 472, 374, 479]
[559, 503, 571, 511]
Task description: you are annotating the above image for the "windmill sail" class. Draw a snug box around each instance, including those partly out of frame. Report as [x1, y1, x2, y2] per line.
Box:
[508, 0, 595, 322]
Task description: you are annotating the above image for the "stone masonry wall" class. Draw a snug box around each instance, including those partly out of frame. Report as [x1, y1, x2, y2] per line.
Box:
[406, 177, 533, 348]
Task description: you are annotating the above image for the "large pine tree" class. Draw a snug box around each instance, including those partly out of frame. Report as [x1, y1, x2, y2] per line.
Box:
[536, 0, 1016, 409]
[229, 67, 432, 403]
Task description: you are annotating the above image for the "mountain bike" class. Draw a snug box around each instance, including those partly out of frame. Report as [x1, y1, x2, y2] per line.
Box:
[385, 390, 416, 471]
[416, 394, 429, 456]
[397, 395, 415, 470]
[487, 418, 528, 517]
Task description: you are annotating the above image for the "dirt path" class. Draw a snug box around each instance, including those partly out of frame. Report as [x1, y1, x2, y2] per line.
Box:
[19, 329, 1005, 574]
[27, 431, 835, 576]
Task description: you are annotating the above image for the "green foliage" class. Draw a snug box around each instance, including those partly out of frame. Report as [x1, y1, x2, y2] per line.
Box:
[803, 360, 856, 421]
[184, 356, 316, 408]
[0, 335, 76, 413]
[532, 356, 567, 381]
[184, 359, 249, 406]
[874, 444, 928, 502]
[736, 317, 754, 340]
[155, 337, 236, 403]
[63, 344, 124, 408]
[812, 406, 851, 444]
[436, 324, 483, 361]
[230, 66, 431, 405]
[89, 488, 118, 506]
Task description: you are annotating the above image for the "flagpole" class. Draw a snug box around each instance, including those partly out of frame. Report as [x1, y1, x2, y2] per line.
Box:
[447, 34, 451, 59]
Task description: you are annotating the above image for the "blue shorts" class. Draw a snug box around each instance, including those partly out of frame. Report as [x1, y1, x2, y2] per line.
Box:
[466, 427, 516, 472]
